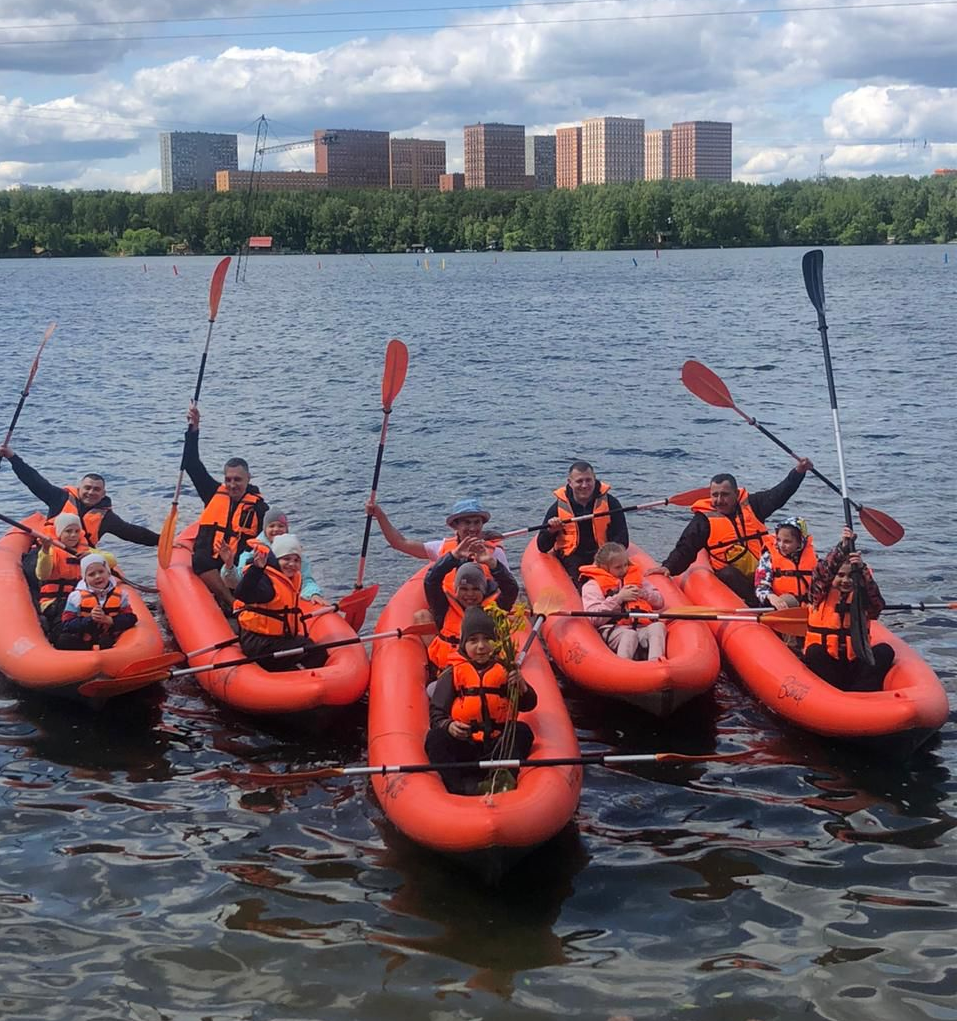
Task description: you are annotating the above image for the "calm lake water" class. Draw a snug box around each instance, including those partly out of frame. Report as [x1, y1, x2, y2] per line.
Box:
[1, 248, 955, 1021]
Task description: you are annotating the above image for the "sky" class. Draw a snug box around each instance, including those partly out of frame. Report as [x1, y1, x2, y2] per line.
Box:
[1, 0, 956, 191]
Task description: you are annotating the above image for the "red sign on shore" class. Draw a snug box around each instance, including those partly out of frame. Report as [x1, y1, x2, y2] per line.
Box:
[248, 236, 273, 248]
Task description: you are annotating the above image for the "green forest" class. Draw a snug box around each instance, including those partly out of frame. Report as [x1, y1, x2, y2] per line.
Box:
[2, 174, 956, 257]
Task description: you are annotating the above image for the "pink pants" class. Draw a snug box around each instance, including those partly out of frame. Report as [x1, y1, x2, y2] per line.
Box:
[603, 622, 667, 661]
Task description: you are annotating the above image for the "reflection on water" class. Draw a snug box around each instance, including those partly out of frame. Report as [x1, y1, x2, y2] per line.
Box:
[0, 249, 954, 1020]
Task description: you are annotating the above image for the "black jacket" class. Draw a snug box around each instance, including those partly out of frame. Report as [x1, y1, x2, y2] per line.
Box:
[536, 482, 628, 556]
[424, 552, 519, 629]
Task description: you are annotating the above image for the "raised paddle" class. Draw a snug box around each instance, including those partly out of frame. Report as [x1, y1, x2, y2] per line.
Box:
[157, 256, 231, 569]
[680, 359, 904, 547]
[1, 321, 56, 471]
[499, 486, 710, 539]
[116, 620, 437, 684]
[802, 249, 873, 664]
[194, 748, 751, 785]
[554, 605, 809, 636]
[350, 338, 409, 630]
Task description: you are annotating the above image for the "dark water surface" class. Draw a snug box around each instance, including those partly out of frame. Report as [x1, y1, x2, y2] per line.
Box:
[1, 248, 955, 1021]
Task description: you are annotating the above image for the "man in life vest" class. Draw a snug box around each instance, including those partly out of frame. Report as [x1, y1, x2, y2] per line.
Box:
[0, 443, 159, 550]
[580, 542, 667, 661]
[56, 552, 138, 650]
[183, 406, 268, 609]
[422, 538, 519, 671]
[536, 461, 629, 584]
[647, 461, 812, 605]
[425, 606, 538, 795]
[364, 496, 512, 571]
[754, 517, 817, 609]
[803, 527, 894, 692]
[232, 533, 327, 672]
[34, 512, 85, 636]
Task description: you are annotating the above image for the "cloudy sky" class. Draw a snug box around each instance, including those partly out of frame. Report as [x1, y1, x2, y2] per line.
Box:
[1, 0, 956, 191]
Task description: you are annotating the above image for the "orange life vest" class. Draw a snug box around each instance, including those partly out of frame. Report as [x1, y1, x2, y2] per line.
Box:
[427, 591, 499, 669]
[691, 489, 768, 575]
[767, 536, 817, 603]
[436, 536, 501, 596]
[450, 657, 513, 742]
[552, 482, 612, 557]
[234, 565, 305, 637]
[38, 545, 83, 608]
[44, 486, 101, 551]
[804, 588, 867, 661]
[75, 587, 126, 621]
[578, 562, 654, 626]
[197, 486, 264, 560]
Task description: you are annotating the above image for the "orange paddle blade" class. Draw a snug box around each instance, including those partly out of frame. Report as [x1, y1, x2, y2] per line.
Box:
[398, 622, 437, 638]
[157, 507, 178, 569]
[78, 671, 169, 698]
[859, 505, 905, 547]
[118, 652, 185, 679]
[681, 360, 736, 409]
[667, 486, 711, 507]
[382, 338, 409, 409]
[341, 584, 379, 632]
[756, 606, 808, 636]
[208, 257, 231, 321]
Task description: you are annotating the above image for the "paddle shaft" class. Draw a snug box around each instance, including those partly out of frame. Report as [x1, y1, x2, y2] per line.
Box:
[355, 409, 392, 588]
[557, 608, 788, 624]
[1, 322, 56, 472]
[0, 513, 70, 550]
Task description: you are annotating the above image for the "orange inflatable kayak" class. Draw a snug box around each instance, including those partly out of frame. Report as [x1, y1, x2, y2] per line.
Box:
[680, 552, 948, 757]
[367, 568, 582, 882]
[521, 540, 721, 714]
[157, 523, 369, 715]
[0, 515, 164, 699]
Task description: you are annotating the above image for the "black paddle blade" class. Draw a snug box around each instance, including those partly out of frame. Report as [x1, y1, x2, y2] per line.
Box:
[802, 250, 826, 313]
[850, 571, 875, 666]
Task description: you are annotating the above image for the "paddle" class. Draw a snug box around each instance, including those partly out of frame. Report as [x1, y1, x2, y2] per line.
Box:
[802, 249, 873, 664]
[350, 338, 409, 630]
[157, 256, 231, 569]
[77, 653, 186, 699]
[554, 605, 809, 636]
[680, 359, 904, 547]
[116, 620, 436, 683]
[1, 322, 56, 472]
[883, 602, 957, 612]
[194, 748, 750, 785]
[499, 487, 710, 539]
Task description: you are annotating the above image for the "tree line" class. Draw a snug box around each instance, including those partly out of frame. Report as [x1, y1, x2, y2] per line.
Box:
[2, 175, 955, 257]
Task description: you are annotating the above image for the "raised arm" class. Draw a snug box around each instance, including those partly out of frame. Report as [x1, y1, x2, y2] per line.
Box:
[366, 501, 428, 559]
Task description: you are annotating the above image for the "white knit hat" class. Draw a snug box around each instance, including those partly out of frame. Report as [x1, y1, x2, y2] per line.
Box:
[53, 512, 81, 536]
[272, 533, 302, 559]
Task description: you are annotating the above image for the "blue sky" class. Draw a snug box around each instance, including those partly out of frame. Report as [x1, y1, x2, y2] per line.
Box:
[1, 0, 956, 190]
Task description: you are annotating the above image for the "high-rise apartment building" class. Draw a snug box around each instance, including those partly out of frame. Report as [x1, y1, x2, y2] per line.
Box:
[439, 173, 466, 192]
[314, 128, 391, 189]
[215, 170, 328, 192]
[463, 122, 526, 190]
[645, 129, 672, 181]
[556, 126, 583, 190]
[389, 138, 447, 190]
[159, 131, 238, 192]
[525, 134, 556, 189]
[670, 121, 732, 181]
[582, 116, 644, 185]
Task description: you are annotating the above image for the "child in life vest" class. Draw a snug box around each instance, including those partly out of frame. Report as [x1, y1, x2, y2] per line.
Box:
[56, 552, 137, 650]
[754, 517, 817, 609]
[232, 533, 327, 672]
[422, 537, 519, 671]
[34, 512, 85, 635]
[222, 508, 323, 601]
[803, 527, 894, 693]
[580, 542, 666, 661]
[425, 606, 537, 795]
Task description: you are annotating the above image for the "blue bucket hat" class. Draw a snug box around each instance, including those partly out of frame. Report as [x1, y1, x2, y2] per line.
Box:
[445, 498, 491, 528]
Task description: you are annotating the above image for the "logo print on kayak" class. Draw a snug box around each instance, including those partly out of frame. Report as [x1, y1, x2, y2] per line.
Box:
[778, 676, 810, 702]
[564, 642, 586, 666]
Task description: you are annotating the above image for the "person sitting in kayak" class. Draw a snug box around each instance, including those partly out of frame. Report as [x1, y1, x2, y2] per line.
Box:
[802, 526, 894, 693]
[232, 533, 326, 672]
[56, 552, 137, 651]
[425, 606, 537, 795]
[754, 517, 817, 609]
[536, 461, 628, 585]
[647, 461, 812, 605]
[0, 443, 159, 550]
[182, 406, 268, 610]
[222, 508, 322, 602]
[365, 496, 511, 570]
[422, 537, 519, 671]
[34, 513, 86, 636]
[580, 542, 667, 662]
